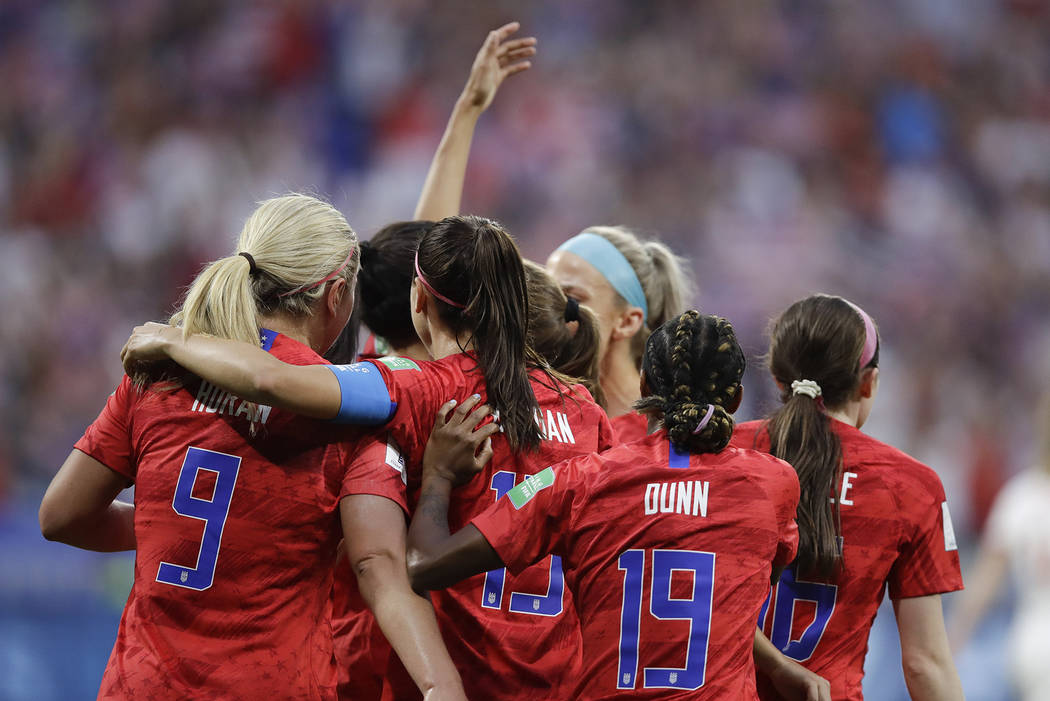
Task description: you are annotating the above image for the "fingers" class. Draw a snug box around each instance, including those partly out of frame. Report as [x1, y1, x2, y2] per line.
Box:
[492, 21, 521, 41]
[434, 399, 460, 429]
[474, 436, 495, 470]
[501, 61, 532, 78]
[450, 394, 485, 424]
[499, 47, 536, 64]
[498, 37, 537, 54]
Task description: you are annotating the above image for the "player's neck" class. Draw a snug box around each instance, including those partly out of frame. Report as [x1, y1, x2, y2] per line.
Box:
[825, 401, 861, 428]
[425, 325, 475, 361]
[601, 342, 641, 418]
[257, 312, 323, 353]
[390, 340, 431, 363]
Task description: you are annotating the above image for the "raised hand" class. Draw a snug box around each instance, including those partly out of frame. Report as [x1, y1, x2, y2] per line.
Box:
[461, 21, 537, 112]
[423, 395, 501, 487]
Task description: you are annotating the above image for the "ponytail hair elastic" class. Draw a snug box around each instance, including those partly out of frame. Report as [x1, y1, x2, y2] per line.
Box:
[238, 251, 259, 277]
[791, 379, 822, 399]
[692, 404, 716, 434]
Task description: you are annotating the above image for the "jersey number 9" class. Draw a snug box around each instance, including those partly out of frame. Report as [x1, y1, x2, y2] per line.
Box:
[155, 446, 241, 591]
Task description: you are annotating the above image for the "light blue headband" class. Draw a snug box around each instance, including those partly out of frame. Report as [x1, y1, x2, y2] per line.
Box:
[558, 232, 649, 322]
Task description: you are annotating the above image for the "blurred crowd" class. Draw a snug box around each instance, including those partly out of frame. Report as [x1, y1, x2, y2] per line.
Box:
[2, 0, 1050, 542]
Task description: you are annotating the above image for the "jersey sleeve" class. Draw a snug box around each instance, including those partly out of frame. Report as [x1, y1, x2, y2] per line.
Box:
[73, 377, 137, 481]
[596, 407, 617, 452]
[887, 466, 964, 599]
[470, 458, 588, 575]
[339, 432, 409, 514]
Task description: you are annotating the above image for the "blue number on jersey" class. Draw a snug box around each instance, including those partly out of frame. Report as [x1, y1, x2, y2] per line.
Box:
[481, 470, 565, 615]
[155, 447, 241, 591]
[617, 549, 715, 690]
[762, 568, 838, 661]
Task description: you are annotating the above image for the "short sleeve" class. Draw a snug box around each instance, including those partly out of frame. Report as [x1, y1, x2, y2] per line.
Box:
[339, 432, 409, 514]
[888, 468, 964, 599]
[73, 377, 137, 481]
[772, 463, 801, 568]
[471, 459, 587, 575]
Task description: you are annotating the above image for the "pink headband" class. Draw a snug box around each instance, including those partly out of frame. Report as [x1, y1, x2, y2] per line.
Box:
[845, 299, 878, 369]
[414, 250, 466, 309]
[278, 247, 355, 298]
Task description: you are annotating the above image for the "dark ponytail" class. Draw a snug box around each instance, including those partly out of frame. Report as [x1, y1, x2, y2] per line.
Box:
[635, 311, 745, 454]
[416, 216, 541, 451]
[765, 294, 880, 578]
[523, 261, 604, 407]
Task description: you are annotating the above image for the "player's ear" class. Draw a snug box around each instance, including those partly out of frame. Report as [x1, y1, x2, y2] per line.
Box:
[325, 278, 347, 318]
[413, 278, 427, 315]
[727, 385, 743, 414]
[610, 306, 644, 342]
[859, 367, 878, 399]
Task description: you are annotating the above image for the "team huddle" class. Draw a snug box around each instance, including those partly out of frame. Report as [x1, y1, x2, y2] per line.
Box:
[38, 23, 963, 701]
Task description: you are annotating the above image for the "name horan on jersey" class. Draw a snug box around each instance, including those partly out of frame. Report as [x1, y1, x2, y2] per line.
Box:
[191, 381, 272, 424]
[644, 480, 710, 517]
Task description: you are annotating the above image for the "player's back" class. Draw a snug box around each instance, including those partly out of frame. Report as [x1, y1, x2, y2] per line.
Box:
[732, 419, 962, 700]
[472, 431, 800, 699]
[367, 352, 614, 700]
[77, 332, 355, 701]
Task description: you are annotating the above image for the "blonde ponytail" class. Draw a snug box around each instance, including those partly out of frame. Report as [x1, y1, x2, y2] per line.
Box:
[171, 194, 359, 344]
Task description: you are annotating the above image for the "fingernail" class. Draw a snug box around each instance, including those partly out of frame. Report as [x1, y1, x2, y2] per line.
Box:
[449, 399, 457, 406]
[472, 394, 481, 400]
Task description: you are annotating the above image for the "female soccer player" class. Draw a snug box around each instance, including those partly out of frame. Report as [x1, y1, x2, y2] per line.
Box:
[405, 310, 804, 699]
[39, 195, 464, 701]
[332, 224, 602, 700]
[410, 22, 694, 441]
[120, 214, 614, 700]
[731, 294, 964, 700]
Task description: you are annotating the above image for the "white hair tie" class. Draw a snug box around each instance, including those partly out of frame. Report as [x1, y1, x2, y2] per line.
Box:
[791, 379, 822, 399]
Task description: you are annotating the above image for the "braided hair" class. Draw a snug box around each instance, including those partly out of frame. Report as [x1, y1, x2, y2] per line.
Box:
[635, 311, 745, 454]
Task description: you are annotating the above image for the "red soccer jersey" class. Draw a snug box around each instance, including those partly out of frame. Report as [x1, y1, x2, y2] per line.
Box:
[731, 419, 964, 701]
[349, 352, 615, 701]
[611, 411, 649, 445]
[471, 431, 801, 700]
[74, 332, 406, 701]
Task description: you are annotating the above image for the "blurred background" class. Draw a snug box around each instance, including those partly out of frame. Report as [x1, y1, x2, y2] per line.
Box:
[2, 0, 1047, 698]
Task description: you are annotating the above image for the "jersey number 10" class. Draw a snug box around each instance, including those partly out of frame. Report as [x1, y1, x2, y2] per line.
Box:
[482, 471, 565, 616]
[155, 446, 241, 591]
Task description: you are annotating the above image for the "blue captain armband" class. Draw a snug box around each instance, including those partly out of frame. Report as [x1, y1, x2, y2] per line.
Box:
[325, 362, 397, 425]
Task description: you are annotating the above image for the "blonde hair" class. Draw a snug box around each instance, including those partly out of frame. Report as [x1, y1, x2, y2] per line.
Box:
[171, 194, 359, 344]
[583, 226, 696, 366]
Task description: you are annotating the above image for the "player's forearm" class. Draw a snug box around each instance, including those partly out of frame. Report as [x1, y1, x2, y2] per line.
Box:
[406, 475, 456, 590]
[166, 334, 339, 419]
[901, 652, 964, 701]
[41, 500, 136, 552]
[413, 96, 482, 221]
[356, 551, 465, 700]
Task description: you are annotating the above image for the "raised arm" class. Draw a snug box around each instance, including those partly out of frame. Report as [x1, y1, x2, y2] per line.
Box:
[413, 22, 536, 221]
[121, 322, 341, 419]
[341, 494, 465, 701]
[406, 397, 503, 591]
[40, 450, 135, 552]
[894, 594, 964, 701]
